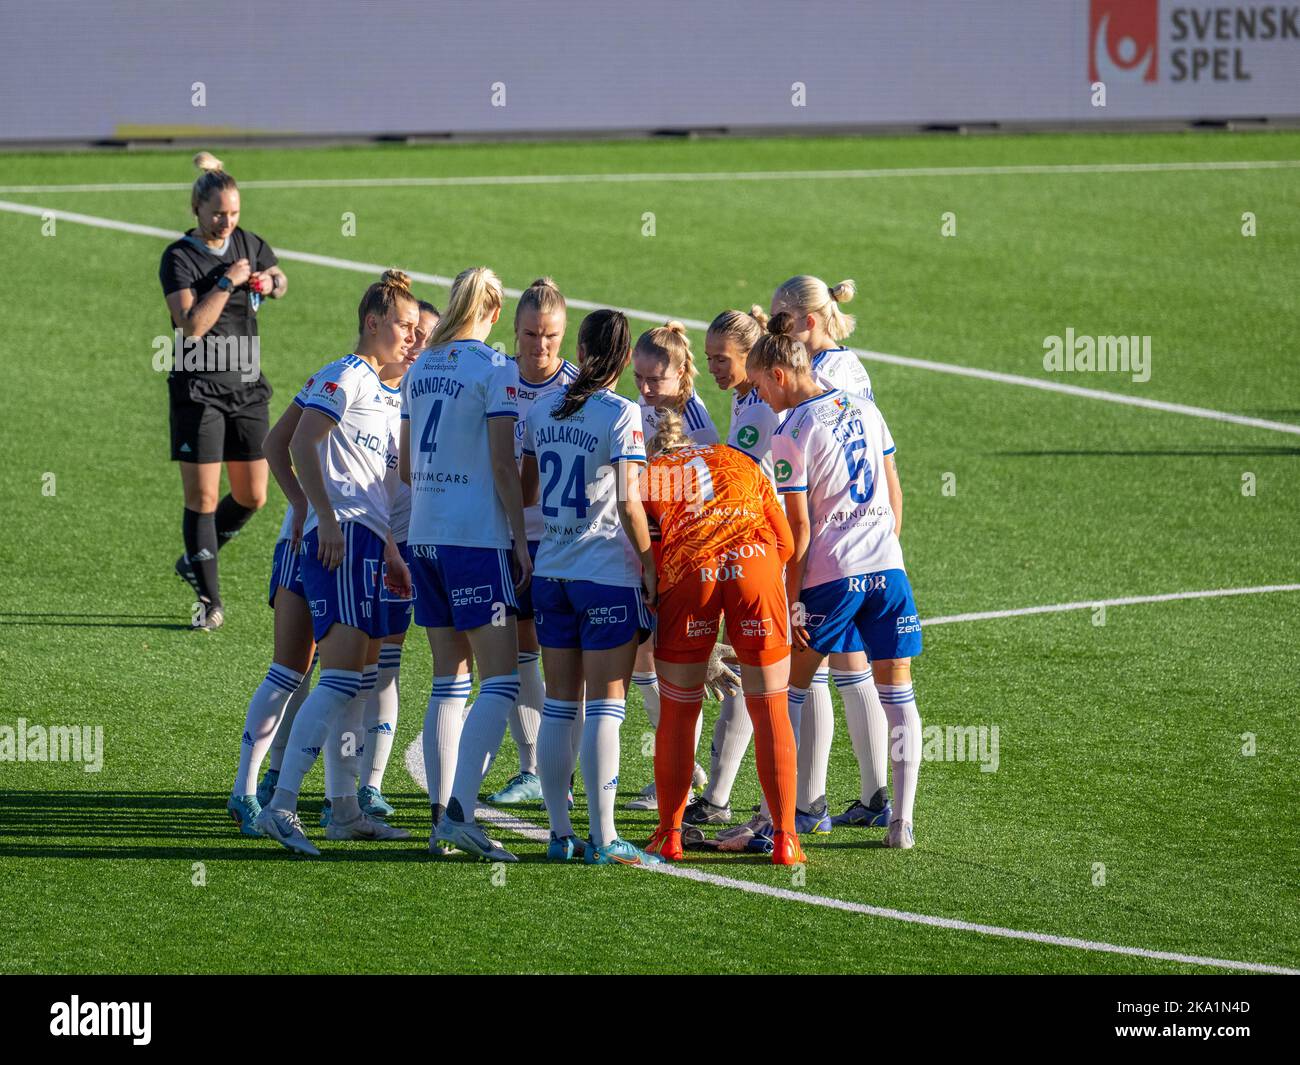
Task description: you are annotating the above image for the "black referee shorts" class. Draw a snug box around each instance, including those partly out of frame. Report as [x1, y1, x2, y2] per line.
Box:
[169, 375, 272, 464]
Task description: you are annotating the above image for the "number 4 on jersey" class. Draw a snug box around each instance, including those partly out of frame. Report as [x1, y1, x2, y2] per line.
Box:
[420, 399, 444, 455]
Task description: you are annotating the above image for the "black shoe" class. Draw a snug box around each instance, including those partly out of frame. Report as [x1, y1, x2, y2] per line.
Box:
[174, 555, 203, 599]
[683, 795, 733, 825]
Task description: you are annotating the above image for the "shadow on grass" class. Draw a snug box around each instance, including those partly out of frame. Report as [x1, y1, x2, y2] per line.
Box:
[0, 790, 551, 864]
[0, 612, 191, 631]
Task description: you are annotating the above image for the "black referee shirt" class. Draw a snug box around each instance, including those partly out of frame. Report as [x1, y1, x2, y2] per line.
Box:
[159, 227, 278, 389]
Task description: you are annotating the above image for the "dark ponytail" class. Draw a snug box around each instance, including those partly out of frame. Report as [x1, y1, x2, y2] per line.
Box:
[552, 309, 631, 421]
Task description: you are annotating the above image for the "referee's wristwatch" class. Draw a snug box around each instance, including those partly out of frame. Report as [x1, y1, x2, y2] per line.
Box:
[217, 275, 233, 292]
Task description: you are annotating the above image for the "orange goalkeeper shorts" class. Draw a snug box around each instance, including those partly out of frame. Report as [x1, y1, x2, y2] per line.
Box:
[654, 544, 790, 667]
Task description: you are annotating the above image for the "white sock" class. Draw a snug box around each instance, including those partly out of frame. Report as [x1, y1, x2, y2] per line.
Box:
[234, 663, 305, 796]
[632, 671, 659, 728]
[571, 689, 586, 765]
[325, 665, 375, 799]
[360, 644, 402, 790]
[511, 651, 543, 775]
[797, 668, 833, 812]
[877, 682, 922, 824]
[448, 674, 521, 823]
[582, 698, 625, 848]
[834, 668, 889, 804]
[269, 658, 314, 772]
[539, 699, 580, 838]
[704, 690, 752, 807]
[270, 669, 362, 809]
[423, 674, 472, 809]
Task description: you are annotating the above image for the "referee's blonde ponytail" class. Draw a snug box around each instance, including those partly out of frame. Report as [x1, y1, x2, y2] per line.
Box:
[772, 274, 857, 342]
[191, 151, 237, 212]
[428, 266, 504, 348]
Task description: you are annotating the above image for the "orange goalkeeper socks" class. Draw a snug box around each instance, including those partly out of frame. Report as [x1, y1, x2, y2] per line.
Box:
[746, 689, 798, 836]
[653, 678, 705, 832]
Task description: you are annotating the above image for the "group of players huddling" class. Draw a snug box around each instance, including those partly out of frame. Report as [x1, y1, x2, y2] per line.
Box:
[194, 178, 923, 868]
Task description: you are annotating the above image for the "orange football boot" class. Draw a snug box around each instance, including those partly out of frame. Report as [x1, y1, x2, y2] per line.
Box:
[771, 830, 807, 865]
[645, 825, 684, 862]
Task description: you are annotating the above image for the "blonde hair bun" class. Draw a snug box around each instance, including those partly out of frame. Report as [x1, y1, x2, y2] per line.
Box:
[381, 269, 412, 290]
[830, 280, 857, 304]
[193, 151, 224, 172]
[664, 320, 688, 336]
[748, 304, 770, 329]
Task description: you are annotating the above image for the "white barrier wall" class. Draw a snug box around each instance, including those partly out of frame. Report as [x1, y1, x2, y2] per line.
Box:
[1, 0, 1297, 141]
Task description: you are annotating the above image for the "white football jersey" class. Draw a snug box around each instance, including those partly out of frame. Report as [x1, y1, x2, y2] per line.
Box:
[403, 339, 519, 549]
[771, 388, 903, 590]
[379, 380, 409, 542]
[812, 346, 874, 401]
[727, 385, 787, 484]
[298, 353, 393, 541]
[524, 388, 647, 588]
[639, 391, 719, 447]
[514, 358, 580, 543]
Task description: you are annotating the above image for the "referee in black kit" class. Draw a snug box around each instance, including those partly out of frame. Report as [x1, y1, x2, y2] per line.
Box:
[160, 151, 287, 631]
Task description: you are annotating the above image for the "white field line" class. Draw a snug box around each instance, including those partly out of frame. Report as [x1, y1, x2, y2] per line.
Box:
[923, 583, 1300, 626]
[2, 158, 1299, 194]
[3, 197, 1299, 437]
[400, 720, 1299, 975]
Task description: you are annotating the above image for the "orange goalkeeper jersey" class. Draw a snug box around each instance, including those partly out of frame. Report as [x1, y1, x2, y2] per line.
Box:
[643, 443, 794, 592]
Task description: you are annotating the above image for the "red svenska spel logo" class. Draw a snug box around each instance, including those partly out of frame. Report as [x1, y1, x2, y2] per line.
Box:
[632, 430, 644, 445]
[506, 387, 517, 401]
[323, 381, 339, 395]
[1089, 0, 1158, 84]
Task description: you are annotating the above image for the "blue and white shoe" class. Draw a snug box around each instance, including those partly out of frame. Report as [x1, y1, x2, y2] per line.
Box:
[546, 832, 588, 862]
[435, 817, 518, 862]
[883, 819, 915, 849]
[795, 806, 833, 835]
[584, 838, 663, 866]
[226, 794, 263, 837]
[319, 799, 332, 828]
[255, 806, 320, 857]
[488, 772, 543, 804]
[744, 820, 775, 854]
[255, 768, 279, 807]
[357, 785, 395, 818]
[830, 799, 892, 828]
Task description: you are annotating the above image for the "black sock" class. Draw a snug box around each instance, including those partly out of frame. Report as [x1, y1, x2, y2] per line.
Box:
[214, 493, 257, 548]
[182, 507, 221, 606]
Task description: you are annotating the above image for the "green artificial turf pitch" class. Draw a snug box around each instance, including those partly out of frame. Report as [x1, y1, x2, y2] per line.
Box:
[0, 131, 1296, 974]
